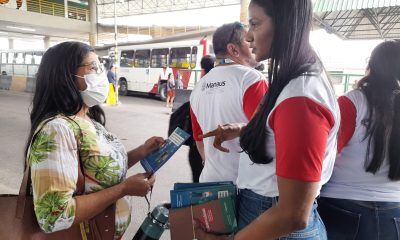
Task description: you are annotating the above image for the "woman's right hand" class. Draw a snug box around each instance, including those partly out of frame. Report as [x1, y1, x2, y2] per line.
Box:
[122, 172, 155, 197]
[201, 123, 246, 153]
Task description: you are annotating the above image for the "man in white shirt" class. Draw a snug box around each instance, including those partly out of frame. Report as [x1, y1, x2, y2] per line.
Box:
[190, 22, 268, 182]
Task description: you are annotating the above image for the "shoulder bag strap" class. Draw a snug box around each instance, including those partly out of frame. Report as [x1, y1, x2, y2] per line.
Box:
[16, 116, 85, 218]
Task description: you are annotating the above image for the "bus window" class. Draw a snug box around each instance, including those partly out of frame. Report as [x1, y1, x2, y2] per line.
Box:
[151, 48, 168, 68]
[190, 46, 197, 69]
[170, 47, 191, 69]
[33, 52, 43, 65]
[25, 53, 33, 64]
[134, 49, 150, 68]
[120, 50, 134, 67]
[7, 53, 15, 64]
[1, 53, 6, 64]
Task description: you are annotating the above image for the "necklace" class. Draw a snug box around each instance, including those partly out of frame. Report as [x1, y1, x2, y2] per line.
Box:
[216, 58, 235, 65]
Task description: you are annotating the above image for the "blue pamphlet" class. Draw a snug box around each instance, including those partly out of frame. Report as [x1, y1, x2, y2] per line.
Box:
[140, 127, 190, 173]
[170, 182, 237, 208]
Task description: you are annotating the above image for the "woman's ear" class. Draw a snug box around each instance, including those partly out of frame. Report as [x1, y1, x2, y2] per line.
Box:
[75, 75, 87, 91]
[227, 43, 239, 57]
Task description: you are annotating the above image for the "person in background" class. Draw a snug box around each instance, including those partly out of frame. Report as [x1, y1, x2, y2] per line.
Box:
[175, 75, 184, 90]
[159, 64, 173, 82]
[195, 0, 339, 239]
[106, 65, 117, 105]
[166, 73, 175, 108]
[190, 21, 268, 183]
[159, 63, 173, 101]
[200, 54, 216, 77]
[27, 41, 165, 238]
[318, 40, 400, 240]
[107, 65, 116, 89]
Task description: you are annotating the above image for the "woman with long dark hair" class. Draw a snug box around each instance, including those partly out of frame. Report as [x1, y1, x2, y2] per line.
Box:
[26, 41, 164, 238]
[195, 0, 339, 239]
[318, 40, 400, 239]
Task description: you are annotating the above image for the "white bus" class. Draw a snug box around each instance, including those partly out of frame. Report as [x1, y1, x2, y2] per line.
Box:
[103, 37, 211, 100]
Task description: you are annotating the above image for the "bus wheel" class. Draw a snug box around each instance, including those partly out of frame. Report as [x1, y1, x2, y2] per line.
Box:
[119, 80, 128, 96]
[159, 83, 167, 101]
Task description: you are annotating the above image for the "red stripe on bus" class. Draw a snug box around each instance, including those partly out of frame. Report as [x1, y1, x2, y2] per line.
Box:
[149, 84, 158, 94]
[181, 70, 191, 89]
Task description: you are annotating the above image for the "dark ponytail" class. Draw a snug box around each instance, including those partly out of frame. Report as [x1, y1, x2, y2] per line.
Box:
[240, 0, 319, 164]
[388, 93, 400, 179]
[358, 40, 400, 180]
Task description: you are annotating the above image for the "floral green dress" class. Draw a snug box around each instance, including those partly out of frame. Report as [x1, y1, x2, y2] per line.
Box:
[29, 115, 132, 239]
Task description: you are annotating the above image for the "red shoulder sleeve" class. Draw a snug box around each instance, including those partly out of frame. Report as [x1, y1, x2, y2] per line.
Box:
[190, 106, 203, 141]
[337, 96, 356, 152]
[243, 81, 268, 120]
[269, 97, 335, 181]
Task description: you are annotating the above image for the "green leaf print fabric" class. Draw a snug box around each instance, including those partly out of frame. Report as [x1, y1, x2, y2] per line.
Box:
[29, 116, 131, 238]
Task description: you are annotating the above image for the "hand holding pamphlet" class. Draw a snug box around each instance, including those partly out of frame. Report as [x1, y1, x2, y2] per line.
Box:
[140, 127, 190, 173]
[169, 182, 238, 240]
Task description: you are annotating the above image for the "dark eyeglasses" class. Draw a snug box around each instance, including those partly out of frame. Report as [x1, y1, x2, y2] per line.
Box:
[227, 22, 246, 45]
[78, 61, 105, 74]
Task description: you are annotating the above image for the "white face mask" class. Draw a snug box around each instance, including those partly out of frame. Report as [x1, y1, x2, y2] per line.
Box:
[76, 73, 109, 107]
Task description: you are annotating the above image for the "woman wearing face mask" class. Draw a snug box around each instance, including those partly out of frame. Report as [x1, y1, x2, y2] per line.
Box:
[195, 0, 339, 239]
[27, 41, 164, 238]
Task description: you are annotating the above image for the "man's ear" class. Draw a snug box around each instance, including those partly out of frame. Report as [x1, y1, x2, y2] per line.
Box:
[227, 43, 239, 57]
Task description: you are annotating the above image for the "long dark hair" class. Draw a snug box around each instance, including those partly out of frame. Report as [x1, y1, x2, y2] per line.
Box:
[25, 41, 105, 157]
[357, 40, 400, 180]
[240, 0, 319, 164]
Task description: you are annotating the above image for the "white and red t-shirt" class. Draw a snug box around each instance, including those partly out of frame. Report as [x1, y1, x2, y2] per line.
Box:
[237, 72, 340, 198]
[190, 64, 268, 182]
[159, 67, 173, 80]
[321, 89, 400, 201]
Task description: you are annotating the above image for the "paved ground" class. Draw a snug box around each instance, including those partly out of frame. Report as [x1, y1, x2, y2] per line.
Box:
[0, 90, 193, 239]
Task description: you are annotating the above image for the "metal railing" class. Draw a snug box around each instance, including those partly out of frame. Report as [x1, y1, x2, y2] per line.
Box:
[26, 0, 64, 17]
[0, 0, 91, 21]
[178, 69, 364, 95]
[67, 5, 89, 21]
[0, 64, 39, 77]
[329, 72, 364, 95]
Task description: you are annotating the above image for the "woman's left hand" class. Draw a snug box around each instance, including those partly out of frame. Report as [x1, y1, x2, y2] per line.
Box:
[141, 136, 165, 157]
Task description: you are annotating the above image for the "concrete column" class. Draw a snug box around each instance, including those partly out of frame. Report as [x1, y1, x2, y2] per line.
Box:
[240, 0, 251, 23]
[8, 38, 14, 50]
[89, 0, 97, 46]
[64, 0, 68, 18]
[44, 36, 50, 49]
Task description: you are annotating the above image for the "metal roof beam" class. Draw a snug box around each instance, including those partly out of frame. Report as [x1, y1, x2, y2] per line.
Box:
[335, 10, 359, 33]
[320, 12, 400, 21]
[345, 10, 365, 38]
[378, 7, 400, 37]
[313, 15, 346, 40]
[336, 27, 400, 33]
[363, 8, 383, 38]
[382, 15, 400, 37]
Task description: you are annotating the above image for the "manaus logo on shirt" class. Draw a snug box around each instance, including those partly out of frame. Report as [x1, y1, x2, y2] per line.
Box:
[201, 81, 226, 91]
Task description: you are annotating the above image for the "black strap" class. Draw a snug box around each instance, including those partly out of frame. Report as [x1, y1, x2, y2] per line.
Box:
[144, 187, 153, 214]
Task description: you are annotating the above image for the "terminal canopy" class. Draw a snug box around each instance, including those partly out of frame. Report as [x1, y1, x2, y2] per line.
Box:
[313, 0, 400, 40]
